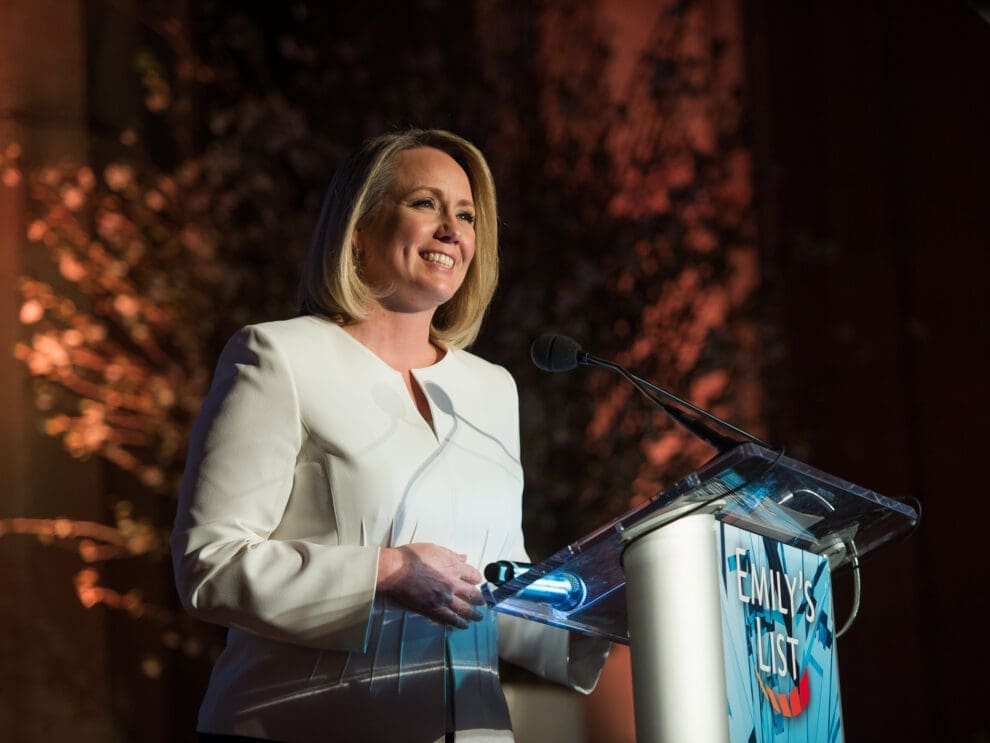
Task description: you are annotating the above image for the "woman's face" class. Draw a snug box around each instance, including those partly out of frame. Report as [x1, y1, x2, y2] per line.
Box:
[356, 147, 476, 315]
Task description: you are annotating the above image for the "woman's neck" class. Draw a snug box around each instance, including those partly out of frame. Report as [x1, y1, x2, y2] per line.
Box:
[342, 306, 442, 371]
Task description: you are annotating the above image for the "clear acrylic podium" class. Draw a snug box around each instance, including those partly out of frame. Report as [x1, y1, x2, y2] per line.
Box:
[485, 443, 919, 742]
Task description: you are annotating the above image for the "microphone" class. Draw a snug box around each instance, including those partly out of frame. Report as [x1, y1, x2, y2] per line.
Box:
[484, 560, 532, 585]
[530, 333, 585, 371]
[484, 559, 587, 611]
[531, 333, 772, 453]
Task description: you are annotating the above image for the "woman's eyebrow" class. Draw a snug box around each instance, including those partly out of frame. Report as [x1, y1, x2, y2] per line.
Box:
[405, 185, 474, 207]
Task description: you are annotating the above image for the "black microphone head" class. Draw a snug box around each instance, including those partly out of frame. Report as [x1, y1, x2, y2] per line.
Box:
[531, 333, 583, 372]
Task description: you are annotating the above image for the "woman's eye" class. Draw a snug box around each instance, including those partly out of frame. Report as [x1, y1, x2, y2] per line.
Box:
[412, 198, 436, 209]
[458, 212, 476, 225]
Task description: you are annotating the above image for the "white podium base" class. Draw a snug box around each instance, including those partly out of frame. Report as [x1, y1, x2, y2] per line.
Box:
[623, 512, 729, 743]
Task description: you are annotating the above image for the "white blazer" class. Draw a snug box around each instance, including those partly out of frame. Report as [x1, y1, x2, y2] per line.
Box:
[171, 316, 607, 742]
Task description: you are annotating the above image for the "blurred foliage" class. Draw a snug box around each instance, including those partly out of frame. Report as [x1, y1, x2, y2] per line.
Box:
[473, 0, 762, 553]
[16, 158, 228, 494]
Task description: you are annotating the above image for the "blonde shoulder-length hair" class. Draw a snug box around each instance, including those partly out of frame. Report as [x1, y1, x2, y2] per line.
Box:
[298, 129, 499, 350]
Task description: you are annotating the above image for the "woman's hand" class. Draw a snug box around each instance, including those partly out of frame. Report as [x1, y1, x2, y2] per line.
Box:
[377, 544, 486, 629]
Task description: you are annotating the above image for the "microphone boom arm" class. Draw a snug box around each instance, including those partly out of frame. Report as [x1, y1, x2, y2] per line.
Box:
[530, 332, 773, 454]
[581, 353, 772, 453]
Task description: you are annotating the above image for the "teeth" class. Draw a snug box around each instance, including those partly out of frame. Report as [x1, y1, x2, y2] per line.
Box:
[422, 252, 454, 268]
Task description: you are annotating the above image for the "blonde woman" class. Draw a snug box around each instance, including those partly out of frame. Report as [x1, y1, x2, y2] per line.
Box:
[172, 129, 608, 743]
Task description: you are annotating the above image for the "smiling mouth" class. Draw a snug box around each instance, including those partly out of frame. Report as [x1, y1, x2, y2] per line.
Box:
[421, 251, 454, 269]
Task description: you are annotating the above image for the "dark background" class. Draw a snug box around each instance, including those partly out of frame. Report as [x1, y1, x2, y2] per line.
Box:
[746, 3, 989, 740]
[1, 1, 988, 741]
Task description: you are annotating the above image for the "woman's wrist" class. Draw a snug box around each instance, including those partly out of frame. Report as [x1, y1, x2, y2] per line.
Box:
[377, 547, 406, 590]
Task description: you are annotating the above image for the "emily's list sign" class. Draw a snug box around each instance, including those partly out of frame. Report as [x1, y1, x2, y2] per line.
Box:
[718, 522, 843, 742]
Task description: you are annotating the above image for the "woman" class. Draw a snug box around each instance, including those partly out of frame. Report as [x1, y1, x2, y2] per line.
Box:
[171, 129, 608, 743]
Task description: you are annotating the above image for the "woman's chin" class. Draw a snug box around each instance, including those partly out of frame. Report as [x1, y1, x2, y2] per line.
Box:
[375, 291, 459, 316]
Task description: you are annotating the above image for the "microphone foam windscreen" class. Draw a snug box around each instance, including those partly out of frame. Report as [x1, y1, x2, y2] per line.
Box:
[531, 333, 582, 372]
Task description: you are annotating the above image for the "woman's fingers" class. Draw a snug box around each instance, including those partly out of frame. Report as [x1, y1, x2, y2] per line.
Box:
[442, 598, 482, 628]
[450, 595, 484, 623]
[440, 606, 469, 630]
[461, 566, 484, 586]
[385, 542, 490, 627]
[454, 584, 486, 607]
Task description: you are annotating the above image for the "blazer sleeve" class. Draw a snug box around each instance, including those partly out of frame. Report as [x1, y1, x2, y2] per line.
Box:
[170, 324, 380, 652]
[492, 370, 611, 692]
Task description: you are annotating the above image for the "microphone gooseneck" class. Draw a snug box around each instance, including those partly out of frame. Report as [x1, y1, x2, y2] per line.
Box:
[530, 333, 773, 453]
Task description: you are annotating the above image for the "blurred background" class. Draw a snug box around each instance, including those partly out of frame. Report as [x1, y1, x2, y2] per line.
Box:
[1, 1, 988, 741]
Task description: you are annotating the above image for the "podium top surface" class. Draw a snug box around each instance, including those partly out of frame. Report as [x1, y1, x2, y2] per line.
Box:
[485, 443, 918, 643]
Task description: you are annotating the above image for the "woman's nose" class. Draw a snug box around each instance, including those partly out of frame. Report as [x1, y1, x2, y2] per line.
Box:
[435, 213, 461, 243]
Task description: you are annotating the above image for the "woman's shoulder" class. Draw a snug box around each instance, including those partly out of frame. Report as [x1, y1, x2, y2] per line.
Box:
[225, 315, 342, 351]
[446, 346, 518, 393]
[218, 315, 358, 373]
[235, 314, 330, 338]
